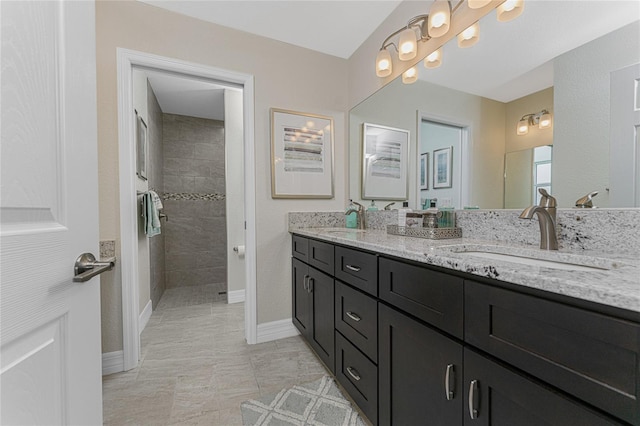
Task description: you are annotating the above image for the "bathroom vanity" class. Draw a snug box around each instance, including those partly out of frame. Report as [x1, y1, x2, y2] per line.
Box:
[290, 228, 639, 426]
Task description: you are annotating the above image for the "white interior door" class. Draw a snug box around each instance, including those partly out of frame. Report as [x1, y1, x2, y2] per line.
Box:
[1, 1, 102, 424]
[610, 62, 640, 207]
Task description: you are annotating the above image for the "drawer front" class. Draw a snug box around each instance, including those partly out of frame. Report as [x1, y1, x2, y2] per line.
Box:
[379, 257, 463, 339]
[335, 246, 378, 296]
[465, 281, 640, 425]
[308, 239, 334, 276]
[335, 281, 377, 362]
[292, 235, 309, 262]
[335, 332, 378, 425]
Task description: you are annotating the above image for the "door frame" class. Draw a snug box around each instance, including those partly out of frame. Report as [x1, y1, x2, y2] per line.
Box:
[116, 48, 258, 370]
[416, 111, 471, 209]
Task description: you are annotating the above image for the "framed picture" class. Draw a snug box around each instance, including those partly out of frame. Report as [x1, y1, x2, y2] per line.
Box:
[420, 153, 429, 190]
[433, 146, 453, 188]
[136, 112, 148, 181]
[270, 108, 334, 198]
[361, 123, 409, 200]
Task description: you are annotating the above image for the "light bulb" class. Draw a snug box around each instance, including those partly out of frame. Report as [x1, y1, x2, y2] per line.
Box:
[398, 28, 417, 61]
[468, 0, 491, 8]
[424, 48, 442, 69]
[497, 0, 524, 22]
[539, 112, 552, 129]
[517, 119, 529, 135]
[376, 49, 392, 77]
[457, 22, 479, 48]
[402, 66, 418, 84]
[428, 0, 451, 38]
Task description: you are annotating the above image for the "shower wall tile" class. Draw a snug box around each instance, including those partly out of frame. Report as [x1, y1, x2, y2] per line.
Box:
[162, 113, 227, 294]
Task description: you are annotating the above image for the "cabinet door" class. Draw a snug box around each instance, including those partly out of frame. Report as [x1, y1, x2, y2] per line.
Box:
[463, 349, 619, 426]
[379, 303, 463, 426]
[308, 266, 335, 373]
[292, 258, 310, 336]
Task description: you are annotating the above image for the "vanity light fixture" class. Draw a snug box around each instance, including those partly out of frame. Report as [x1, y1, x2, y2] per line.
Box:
[375, 0, 525, 83]
[517, 109, 552, 135]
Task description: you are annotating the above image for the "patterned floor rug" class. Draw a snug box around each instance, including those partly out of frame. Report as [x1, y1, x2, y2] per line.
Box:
[240, 376, 366, 426]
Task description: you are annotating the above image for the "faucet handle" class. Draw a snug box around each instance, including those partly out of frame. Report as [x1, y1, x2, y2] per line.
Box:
[538, 188, 557, 208]
[352, 201, 364, 211]
[383, 202, 395, 210]
[575, 191, 598, 208]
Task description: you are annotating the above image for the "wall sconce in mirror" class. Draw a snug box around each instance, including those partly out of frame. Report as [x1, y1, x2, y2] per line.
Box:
[517, 109, 553, 136]
[375, 0, 525, 81]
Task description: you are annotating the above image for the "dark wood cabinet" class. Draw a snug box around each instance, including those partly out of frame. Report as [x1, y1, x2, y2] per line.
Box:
[463, 348, 619, 426]
[335, 246, 378, 296]
[379, 303, 463, 426]
[335, 281, 378, 362]
[291, 256, 335, 373]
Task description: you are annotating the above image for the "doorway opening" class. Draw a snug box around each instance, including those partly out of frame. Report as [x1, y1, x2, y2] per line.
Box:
[116, 49, 257, 372]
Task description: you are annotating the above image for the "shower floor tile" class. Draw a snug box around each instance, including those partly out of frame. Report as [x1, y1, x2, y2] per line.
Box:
[102, 284, 328, 425]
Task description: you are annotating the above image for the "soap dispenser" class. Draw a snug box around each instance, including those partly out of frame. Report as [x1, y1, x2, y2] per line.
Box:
[367, 200, 378, 211]
[346, 199, 358, 229]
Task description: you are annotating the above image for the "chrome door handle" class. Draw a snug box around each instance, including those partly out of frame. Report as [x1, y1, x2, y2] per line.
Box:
[346, 311, 362, 322]
[345, 264, 361, 272]
[468, 380, 479, 420]
[445, 364, 455, 401]
[346, 366, 361, 381]
[73, 253, 115, 282]
[303, 275, 309, 291]
[307, 277, 314, 293]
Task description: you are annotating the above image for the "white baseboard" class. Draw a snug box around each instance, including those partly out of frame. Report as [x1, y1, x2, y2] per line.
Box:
[227, 289, 245, 304]
[256, 318, 299, 343]
[139, 299, 152, 333]
[102, 351, 124, 376]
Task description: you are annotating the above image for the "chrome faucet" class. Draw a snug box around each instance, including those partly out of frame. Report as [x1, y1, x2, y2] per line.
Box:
[519, 188, 558, 250]
[383, 202, 396, 210]
[345, 201, 366, 229]
[575, 191, 598, 208]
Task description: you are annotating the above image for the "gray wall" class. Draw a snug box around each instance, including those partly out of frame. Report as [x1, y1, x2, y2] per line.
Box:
[162, 113, 227, 300]
[147, 82, 166, 309]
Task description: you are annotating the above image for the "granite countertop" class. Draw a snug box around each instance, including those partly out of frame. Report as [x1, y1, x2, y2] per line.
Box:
[290, 227, 640, 314]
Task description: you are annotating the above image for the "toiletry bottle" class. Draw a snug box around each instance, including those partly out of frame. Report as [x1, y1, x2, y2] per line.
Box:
[367, 200, 378, 211]
[397, 201, 411, 227]
[346, 199, 358, 229]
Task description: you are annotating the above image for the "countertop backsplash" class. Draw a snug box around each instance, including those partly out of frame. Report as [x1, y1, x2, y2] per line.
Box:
[289, 208, 640, 254]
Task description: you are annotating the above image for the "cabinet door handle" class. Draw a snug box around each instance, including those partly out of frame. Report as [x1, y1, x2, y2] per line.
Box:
[345, 264, 361, 272]
[468, 380, 479, 420]
[307, 277, 314, 293]
[346, 311, 361, 322]
[445, 364, 455, 401]
[303, 275, 309, 291]
[346, 366, 361, 381]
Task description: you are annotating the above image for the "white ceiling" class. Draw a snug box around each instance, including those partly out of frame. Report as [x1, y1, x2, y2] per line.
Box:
[139, 0, 640, 116]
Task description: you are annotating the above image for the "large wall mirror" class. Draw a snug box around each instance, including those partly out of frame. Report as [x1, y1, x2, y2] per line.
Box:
[349, 1, 640, 209]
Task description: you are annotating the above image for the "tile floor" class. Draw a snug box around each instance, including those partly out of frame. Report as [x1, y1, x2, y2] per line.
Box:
[102, 285, 329, 425]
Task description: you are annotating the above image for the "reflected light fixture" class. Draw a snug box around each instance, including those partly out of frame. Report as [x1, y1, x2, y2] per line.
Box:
[517, 109, 553, 136]
[375, 0, 525, 84]
[402, 66, 418, 84]
[457, 22, 479, 48]
[424, 48, 443, 69]
[497, 0, 525, 22]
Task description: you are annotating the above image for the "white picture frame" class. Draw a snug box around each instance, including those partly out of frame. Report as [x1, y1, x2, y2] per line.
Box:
[270, 108, 334, 199]
[433, 146, 453, 189]
[361, 123, 410, 200]
[136, 112, 148, 181]
[420, 152, 429, 190]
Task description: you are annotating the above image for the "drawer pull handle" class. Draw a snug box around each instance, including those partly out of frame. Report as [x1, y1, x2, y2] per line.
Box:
[346, 311, 362, 322]
[346, 366, 361, 381]
[445, 364, 455, 401]
[345, 264, 361, 272]
[468, 380, 479, 420]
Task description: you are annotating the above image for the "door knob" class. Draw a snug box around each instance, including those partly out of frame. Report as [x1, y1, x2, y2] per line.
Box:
[73, 253, 115, 282]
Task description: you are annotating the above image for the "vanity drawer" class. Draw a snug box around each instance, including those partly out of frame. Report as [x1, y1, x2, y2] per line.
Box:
[465, 281, 640, 425]
[379, 257, 463, 339]
[335, 246, 377, 296]
[335, 281, 377, 362]
[292, 235, 309, 262]
[308, 239, 334, 275]
[335, 332, 378, 425]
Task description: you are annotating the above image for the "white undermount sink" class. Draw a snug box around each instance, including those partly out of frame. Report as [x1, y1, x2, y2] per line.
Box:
[446, 246, 618, 272]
